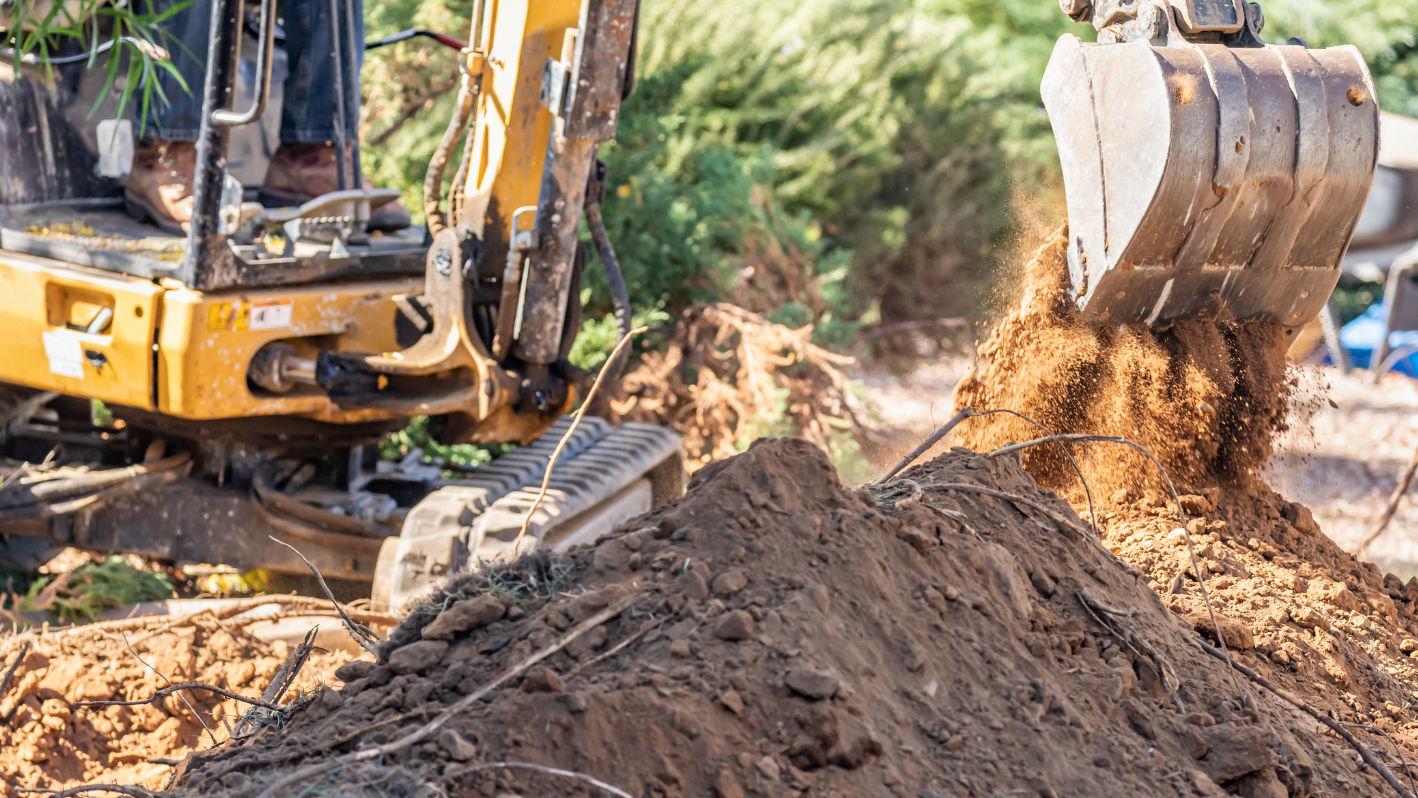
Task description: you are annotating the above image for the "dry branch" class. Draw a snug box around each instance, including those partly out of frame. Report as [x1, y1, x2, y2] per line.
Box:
[873, 406, 972, 484]
[15, 785, 154, 797]
[75, 682, 280, 711]
[514, 326, 646, 552]
[1190, 635, 1416, 798]
[252, 591, 642, 798]
[268, 536, 380, 655]
[443, 761, 635, 797]
[1, 641, 30, 702]
[1360, 440, 1418, 558]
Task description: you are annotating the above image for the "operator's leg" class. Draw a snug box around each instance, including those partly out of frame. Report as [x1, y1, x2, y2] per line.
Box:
[278, 0, 362, 145]
[125, 0, 210, 233]
[261, 0, 409, 229]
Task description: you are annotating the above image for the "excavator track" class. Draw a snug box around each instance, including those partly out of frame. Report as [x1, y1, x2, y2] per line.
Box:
[372, 416, 683, 610]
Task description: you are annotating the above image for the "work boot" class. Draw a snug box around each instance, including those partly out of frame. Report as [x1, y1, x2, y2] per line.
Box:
[123, 140, 197, 235]
[259, 142, 412, 232]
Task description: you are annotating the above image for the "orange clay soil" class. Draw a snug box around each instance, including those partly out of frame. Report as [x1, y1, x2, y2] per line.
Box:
[0, 607, 360, 795]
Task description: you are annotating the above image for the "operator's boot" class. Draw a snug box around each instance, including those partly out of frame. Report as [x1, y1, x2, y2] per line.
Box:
[123, 140, 196, 235]
[259, 142, 412, 232]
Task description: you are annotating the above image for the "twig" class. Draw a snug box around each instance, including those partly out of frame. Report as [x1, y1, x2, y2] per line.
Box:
[872, 406, 973, 485]
[931, 482, 1090, 540]
[14, 786, 154, 797]
[985, 433, 1242, 697]
[514, 327, 648, 553]
[567, 617, 659, 678]
[268, 536, 380, 655]
[234, 627, 320, 735]
[1359, 440, 1418, 558]
[1077, 590, 1184, 711]
[253, 591, 642, 798]
[0, 641, 30, 703]
[1341, 720, 1418, 798]
[442, 761, 634, 798]
[121, 633, 217, 747]
[75, 682, 280, 711]
[1190, 635, 1416, 798]
[967, 408, 1098, 536]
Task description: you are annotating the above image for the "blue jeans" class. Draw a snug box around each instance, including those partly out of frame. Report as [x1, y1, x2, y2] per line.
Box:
[142, 0, 362, 143]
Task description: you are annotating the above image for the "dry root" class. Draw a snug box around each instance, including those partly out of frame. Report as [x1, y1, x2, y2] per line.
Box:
[613, 303, 870, 467]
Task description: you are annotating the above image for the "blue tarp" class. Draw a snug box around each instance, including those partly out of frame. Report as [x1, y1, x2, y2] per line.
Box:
[1338, 302, 1418, 376]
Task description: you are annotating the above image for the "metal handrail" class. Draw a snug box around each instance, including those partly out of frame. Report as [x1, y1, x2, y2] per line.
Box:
[212, 0, 275, 127]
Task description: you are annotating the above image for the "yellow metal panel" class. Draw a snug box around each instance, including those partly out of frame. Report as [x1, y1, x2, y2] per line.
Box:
[0, 252, 161, 408]
[461, 0, 581, 257]
[157, 278, 422, 420]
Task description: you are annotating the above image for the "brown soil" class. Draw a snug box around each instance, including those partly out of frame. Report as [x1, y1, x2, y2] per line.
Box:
[143, 437, 1404, 798]
[0, 608, 360, 794]
[955, 225, 1418, 786]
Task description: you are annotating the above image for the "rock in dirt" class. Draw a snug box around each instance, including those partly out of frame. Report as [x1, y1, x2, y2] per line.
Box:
[785, 666, 839, 701]
[712, 569, 748, 597]
[387, 640, 449, 675]
[519, 667, 566, 693]
[1199, 723, 1279, 782]
[437, 729, 477, 761]
[421, 594, 506, 640]
[1181, 608, 1255, 650]
[714, 609, 755, 641]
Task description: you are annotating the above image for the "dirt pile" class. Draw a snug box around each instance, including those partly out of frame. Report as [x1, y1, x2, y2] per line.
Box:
[154, 438, 1401, 798]
[0, 601, 368, 793]
[954, 225, 1418, 784]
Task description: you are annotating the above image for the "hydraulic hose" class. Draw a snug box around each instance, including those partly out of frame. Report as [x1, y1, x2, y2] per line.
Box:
[425, 73, 478, 236]
[584, 200, 634, 395]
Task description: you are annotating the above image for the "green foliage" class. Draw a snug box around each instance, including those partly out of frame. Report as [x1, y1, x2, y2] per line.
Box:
[8, 556, 174, 624]
[377, 414, 512, 469]
[2, 0, 192, 126]
[567, 294, 672, 371]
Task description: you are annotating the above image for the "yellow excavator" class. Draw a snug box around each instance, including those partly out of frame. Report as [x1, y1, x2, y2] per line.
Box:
[0, 0, 1379, 610]
[0, 0, 682, 610]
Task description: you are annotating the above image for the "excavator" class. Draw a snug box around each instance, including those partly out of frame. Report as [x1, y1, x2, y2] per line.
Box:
[0, 0, 1378, 610]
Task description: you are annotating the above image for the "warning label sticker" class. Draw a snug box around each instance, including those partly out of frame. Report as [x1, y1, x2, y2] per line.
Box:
[207, 299, 294, 332]
[41, 331, 85, 379]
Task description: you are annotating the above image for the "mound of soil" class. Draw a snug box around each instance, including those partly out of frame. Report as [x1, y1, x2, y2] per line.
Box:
[0, 606, 360, 793]
[164, 438, 1395, 797]
[955, 226, 1418, 783]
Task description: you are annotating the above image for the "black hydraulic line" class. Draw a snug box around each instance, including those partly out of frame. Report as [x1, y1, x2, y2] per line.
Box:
[584, 200, 633, 391]
[365, 29, 465, 51]
[326, 0, 350, 191]
[340, 0, 363, 193]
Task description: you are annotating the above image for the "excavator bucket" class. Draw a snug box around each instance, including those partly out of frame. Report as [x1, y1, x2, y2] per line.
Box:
[1042, 0, 1379, 327]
